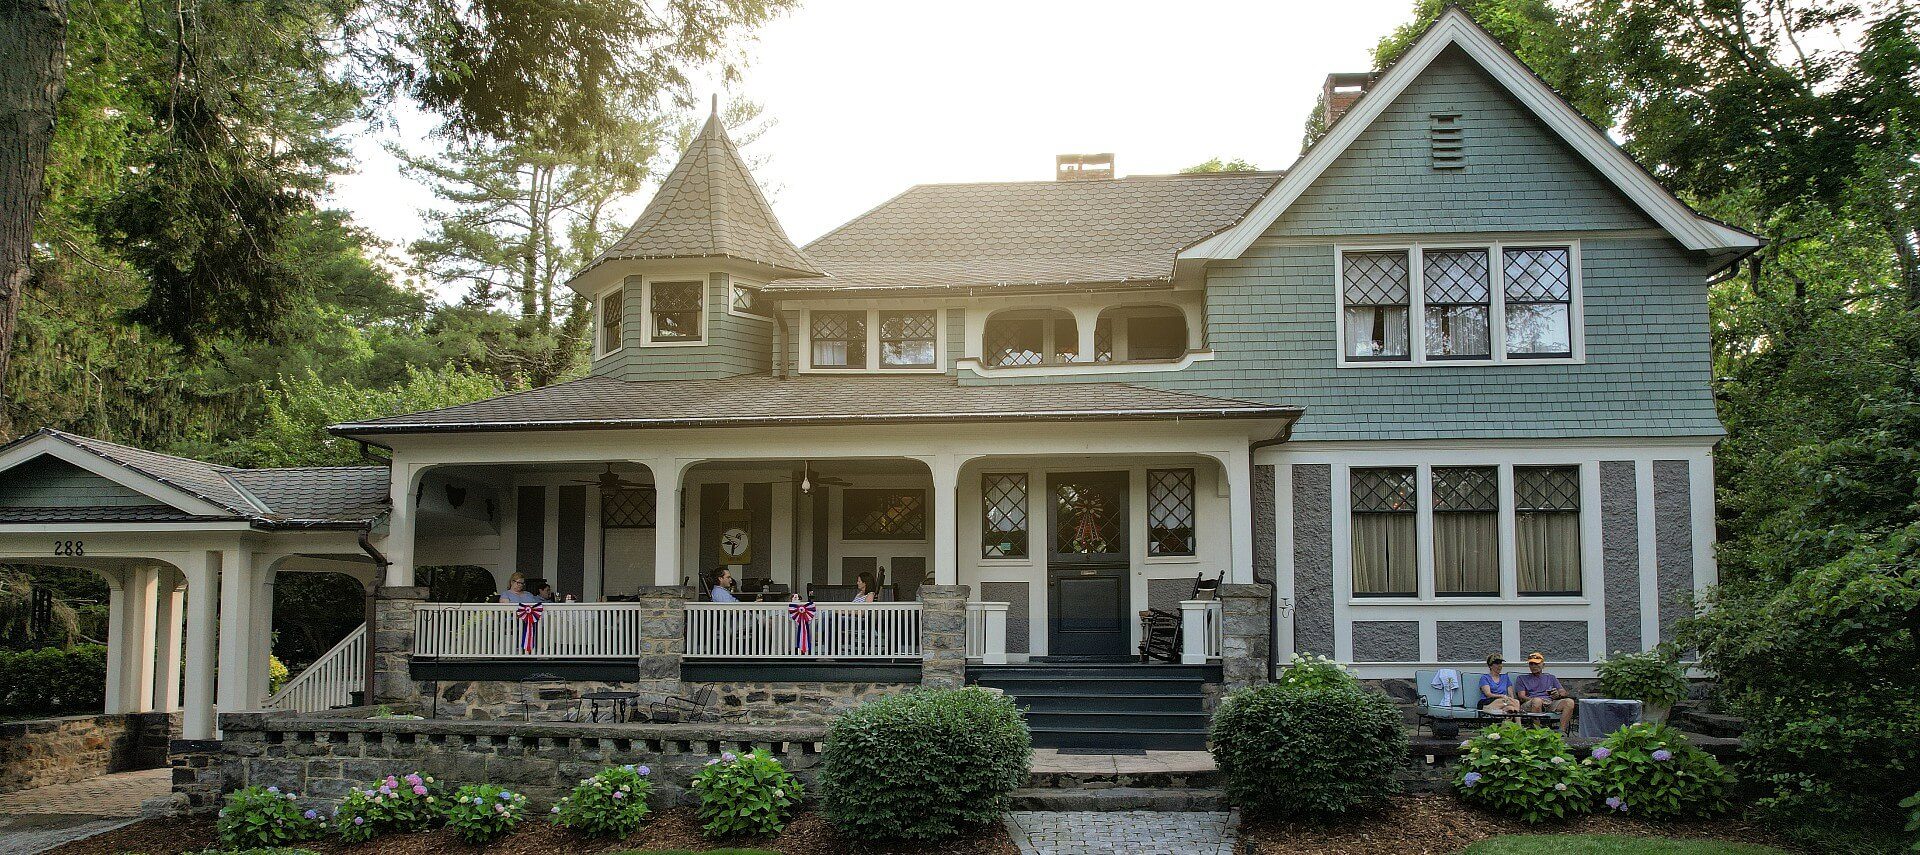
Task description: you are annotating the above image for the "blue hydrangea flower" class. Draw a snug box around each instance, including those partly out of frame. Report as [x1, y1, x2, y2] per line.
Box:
[1652, 749, 1673, 761]
[1462, 771, 1482, 787]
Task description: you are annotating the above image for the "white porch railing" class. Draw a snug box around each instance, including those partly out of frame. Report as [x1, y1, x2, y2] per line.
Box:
[964, 602, 1010, 664]
[683, 602, 920, 659]
[414, 603, 644, 659]
[266, 624, 365, 713]
[1180, 600, 1224, 664]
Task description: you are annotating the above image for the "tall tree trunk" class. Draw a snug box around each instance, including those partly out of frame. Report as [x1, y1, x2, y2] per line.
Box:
[0, 0, 67, 441]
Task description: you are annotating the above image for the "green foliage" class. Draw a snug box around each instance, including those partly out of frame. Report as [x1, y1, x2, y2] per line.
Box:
[1595, 649, 1688, 709]
[0, 645, 106, 717]
[1455, 723, 1597, 823]
[1458, 836, 1791, 855]
[442, 783, 528, 844]
[1207, 683, 1405, 819]
[1273, 652, 1359, 693]
[690, 750, 803, 839]
[221, 367, 502, 468]
[551, 764, 654, 838]
[331, 772, 442, 843]
[1589, 723, 1734, 820]
[216, 786, 326, 849]
[1180, 157, 1260, 173]
[1903, 790, 1920, 851]
[819, 688, 1031, 841]
[191, 849, 324, 855]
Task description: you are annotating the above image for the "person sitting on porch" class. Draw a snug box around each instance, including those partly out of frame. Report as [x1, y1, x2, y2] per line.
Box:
[851, 572, 879, 603]
[1478, 654, 1521, 714]
[1516, 652, 1577, 734]
[708, 567, 741, 603]
[499, 572, 542, 605]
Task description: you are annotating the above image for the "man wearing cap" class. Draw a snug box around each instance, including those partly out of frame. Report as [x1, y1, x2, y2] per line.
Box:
[1516, 652, 1576, 734]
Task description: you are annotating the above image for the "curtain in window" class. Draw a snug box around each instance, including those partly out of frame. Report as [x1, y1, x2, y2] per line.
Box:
[1343, 251, 1411, 359]
[1433, 466, 1499, 595]
[1423, 249, 1491, 358]
[1516, 512, 1581, 594]
[1352, 513, 1416, 595]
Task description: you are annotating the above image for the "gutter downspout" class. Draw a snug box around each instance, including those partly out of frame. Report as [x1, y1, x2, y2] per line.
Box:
[774, 312, 790, 380]
[358, 523, 389, 707]
[1249, 416, 1300, 682]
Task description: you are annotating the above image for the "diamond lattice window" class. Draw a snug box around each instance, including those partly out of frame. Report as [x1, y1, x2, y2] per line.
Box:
[1093, 318, 1114, 362]
[981, 473, 1029, 558]
[1433, 466, 1499, 512]
[1146, 469, 1197, 556]
[649, 281, 703, 340]
[1350, 467, 1418, 512]
[1343, 251, 1412, 360]
[601, 488, 656, 528]
[1055, 480, 1126, 556]
[810, 311, 866, 368]
[1423, 249, 1491, 358]
[843, 489, 926, 540]
[1351, 467, 1416, 596]
[1504, 247, 1573, 358]
[1515, 466, 1582, 595]
[731, 283, 766, 317]
[985, 319, 1045, 366]
[1515, 466, 1580, 512]
[879, 311, 936, 367]
[599, 290, 623, 354]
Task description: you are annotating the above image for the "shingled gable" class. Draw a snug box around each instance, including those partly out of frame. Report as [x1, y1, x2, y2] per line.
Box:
[572, 109, 822, 284]
[1179, 6, 1762, 263]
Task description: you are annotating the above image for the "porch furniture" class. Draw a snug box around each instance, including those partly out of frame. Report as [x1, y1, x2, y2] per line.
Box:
[515, 673, 579, 722]
[1138, 609, 1181, 663]
[647, 686, 742, 723]
[1481, 709, 1561, 728]
[1414, 669, 1488, 738]
[1577, 698, 1643, 738]
[582, 689, 640, 723]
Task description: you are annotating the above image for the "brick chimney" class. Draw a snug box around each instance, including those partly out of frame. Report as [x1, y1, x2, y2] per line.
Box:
[1322, 72, 1378, 128]
[1056, 153, 1115, 181]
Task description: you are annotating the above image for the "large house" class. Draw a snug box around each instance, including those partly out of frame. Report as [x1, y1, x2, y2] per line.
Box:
[0, 9, 1753, 751]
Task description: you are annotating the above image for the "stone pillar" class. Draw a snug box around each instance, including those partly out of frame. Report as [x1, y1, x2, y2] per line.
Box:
[1217, 583, 1271, 691]
[168, 738, 226, 813]
[919, 585, 969, 689]
[633, 585, 690, 701]
[371, 586, 427, 708]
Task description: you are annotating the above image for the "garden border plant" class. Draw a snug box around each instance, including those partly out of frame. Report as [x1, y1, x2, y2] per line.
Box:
[1588, 722, 1734, 819]
[1596, 648, 1689, 720]
[215, 785, 326, 849]
[1208, 680, 1405, 819]
[690, 749, 804, 839]
[550, 763, 654, 838]
[1455, 722, 1598, 823]
[819, 686, 1031, 841]
[331, 771, 442, 843]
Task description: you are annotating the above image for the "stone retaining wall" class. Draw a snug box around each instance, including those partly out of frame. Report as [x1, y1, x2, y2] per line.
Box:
[203, 708, 830, 812]
[1, 711, 174, 793]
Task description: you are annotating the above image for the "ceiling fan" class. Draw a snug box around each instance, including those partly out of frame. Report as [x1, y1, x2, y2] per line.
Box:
[570, 465, 647, 492]
[778, 461, 851, 494]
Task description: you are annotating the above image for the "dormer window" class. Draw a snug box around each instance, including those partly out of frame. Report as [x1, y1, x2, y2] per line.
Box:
[644, 279, 705, 345]
[810, 310, 866, 368]
[879, 311, 937, 368]
[596, 287, 625, 356]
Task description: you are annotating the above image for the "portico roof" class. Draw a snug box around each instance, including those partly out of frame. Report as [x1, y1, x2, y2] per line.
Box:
[329, 374, 1300, 437]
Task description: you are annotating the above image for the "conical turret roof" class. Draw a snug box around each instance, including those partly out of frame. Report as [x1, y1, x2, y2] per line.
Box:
[575, 111, 823, 281]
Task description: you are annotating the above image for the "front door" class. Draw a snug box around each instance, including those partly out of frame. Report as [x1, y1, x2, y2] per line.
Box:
[1046, 471, 1130, 657]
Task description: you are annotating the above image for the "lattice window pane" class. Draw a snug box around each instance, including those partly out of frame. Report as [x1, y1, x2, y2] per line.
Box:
[1503, 248, 1572, 302]
[1093, 318, 1114, 362]
[651, 281, 703, 340]
[982, 473, 1029, 558]
[1350, 468, 1417, 513]
[1343, 251, 1411, 305]
[731, 284, 764, 315]
[986, 319, 1044, 366]
[1515, 466, 1580, 511]
[843, 489, 926, 540]
[879, 310, 936, 367]
[880, 311, 936, 340]
[599, 291, 623, 353]
[1424, 250, 1490, 304]
[1146, 468, 1197, 556]
[810, 310, 866, 368]
[1433, 466, 1499, 512]
[1055, 480, 1125, 555]
[601, 488, 656, 528]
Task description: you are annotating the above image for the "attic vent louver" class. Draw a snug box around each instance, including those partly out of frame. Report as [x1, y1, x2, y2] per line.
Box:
[1430, 113, 1465, 170]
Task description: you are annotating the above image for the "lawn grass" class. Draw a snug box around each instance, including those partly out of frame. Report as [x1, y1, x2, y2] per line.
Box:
[1459, 836, 1791, 855]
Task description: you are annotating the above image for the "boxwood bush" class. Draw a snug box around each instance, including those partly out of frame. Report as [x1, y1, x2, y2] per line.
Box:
[0, 645, 106, 716]
[819, 687, 1030, 840]
[1208, 683, 1405, 819]
[1588, 722, 1734, 819]
[1455, 722, 1597, 823]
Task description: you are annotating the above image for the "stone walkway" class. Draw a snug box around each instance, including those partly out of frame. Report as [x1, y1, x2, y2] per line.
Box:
[0, 768, 170, 855]
[1005, 809, 1238, 855]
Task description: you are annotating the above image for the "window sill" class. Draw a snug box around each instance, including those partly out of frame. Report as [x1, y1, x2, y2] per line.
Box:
[956, 350, 1213, 378]
[641, 338, 707, 348]
[1334, 355, 1585, 369]
[1143, 554, 1201, 565]
[1344, 596, 1591, 607]
[798, 366, 946, 374]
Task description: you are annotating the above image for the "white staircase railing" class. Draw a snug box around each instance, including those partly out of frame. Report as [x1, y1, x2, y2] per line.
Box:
[684, 602, 921, 659]
[1180, 600, 1223, 664]
[265, 623, 365, 713]
[964, 602, 1010, 664]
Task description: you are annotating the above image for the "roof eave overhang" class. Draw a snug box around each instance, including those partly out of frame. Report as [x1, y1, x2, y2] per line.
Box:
[566, 253, 825, 296]
[1178, 8, 1762, 263]
[762, 277, 1176, 299]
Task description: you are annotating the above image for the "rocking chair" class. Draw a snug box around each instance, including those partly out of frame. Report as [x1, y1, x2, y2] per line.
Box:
[1136, 573, 1220, 664]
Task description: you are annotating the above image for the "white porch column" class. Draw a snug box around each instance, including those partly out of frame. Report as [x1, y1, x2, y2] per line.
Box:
[101, 569, 128, 714]
[122, 566, 159, 713]
[1179, 600, 1212, 665]
[649, 458, 684, 586]
[248, 565, 277, 707]
[216, 546, 256, 714]
[1071, 306, 1100, 362]
[928, 455, 961, 586]
[385, 463, 418, 587]
[182, 551, 219, 739]
[152, 568, 185, 712]
[1222, 449, 1255, 585]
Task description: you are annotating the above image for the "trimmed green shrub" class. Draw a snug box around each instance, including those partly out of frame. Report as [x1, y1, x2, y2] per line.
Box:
[1273, 652, 1359, 692]
[442, 783, 528, 843]
[0, 644, 106, 716]
[551, 764, 653, 838]
[1208, 683, 1405, 819]
[1589, 723, 1734, 819]
[1456, 723, 1598, 823]
[820, 687, 1030, 841]
[1596, 649, 1689, 711]
[1899, 789, 1918, 851]
[215, 786, 325, 848]
[690, 749, 803, 838]
[331, 772, 442, 843]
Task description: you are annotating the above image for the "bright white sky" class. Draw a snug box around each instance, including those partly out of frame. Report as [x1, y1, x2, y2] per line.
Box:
[328, 0, 1415, 299]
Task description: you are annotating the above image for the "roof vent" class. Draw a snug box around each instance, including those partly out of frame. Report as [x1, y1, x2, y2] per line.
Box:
[1430, 113, 1465, 169]
[1322, 72, 1377, 127]
[1056, 153, 1115, 181]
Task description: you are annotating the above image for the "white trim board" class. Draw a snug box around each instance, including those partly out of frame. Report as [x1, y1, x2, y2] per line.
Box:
[1179, 8, 1758, 261]
[0, 436, 239, 518]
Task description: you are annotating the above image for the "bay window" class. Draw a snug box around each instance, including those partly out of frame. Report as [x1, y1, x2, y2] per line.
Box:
[647, 280, 703, 343]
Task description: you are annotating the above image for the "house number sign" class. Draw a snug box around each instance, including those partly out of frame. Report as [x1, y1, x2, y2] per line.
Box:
[53, 540, 85, 556]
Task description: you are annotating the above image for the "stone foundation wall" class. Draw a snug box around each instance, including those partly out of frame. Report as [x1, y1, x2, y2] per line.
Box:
[0, 711, 174, 793]
[204, 709, 829, 812]
[696, 680, 909, 723]
[408, 678, 910, 726]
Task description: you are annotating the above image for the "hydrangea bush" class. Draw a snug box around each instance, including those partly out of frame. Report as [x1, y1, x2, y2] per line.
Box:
[1454, 722, 1597, 823]
[690, 750, 804, 838]
[550, 764, 653, 838]
[331, 772, 442, 843]
[1274, 653, 1358, 692]
[442, 783, 529, 843]
[1208, 682, 1405, 819]
[1588, 722, 1734, 819]
[820, 688, 1031, 841]
[1595, 648, 1689, 712]
[215, 785, 325, 848]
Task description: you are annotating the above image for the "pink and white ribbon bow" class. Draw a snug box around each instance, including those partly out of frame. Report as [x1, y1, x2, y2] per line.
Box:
[515, 602, 543, 653]
[788, 600, 818, 654]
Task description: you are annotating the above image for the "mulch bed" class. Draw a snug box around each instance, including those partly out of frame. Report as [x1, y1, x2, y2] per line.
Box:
[45, 808, 1019, 855]
[1240, 793, 1796, 854]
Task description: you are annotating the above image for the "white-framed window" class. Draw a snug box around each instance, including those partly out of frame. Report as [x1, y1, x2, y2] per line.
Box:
[729, 280, 771, 320]
[1347, 463, 1585, 600]
[595, 285, 625, 358]
[1336, 242, 1581, 366]
[802, 308, 946, 372]
[641, 277, 706, 346]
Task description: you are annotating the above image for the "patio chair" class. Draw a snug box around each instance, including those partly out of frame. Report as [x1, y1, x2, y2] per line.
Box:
[1138, 608, 1181, 663]
[1415, 669, 1488, 738]
[515, 673, 581, 722]
[647, 685, 744, 724]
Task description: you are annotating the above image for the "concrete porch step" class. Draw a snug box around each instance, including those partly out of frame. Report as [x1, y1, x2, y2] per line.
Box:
[1008, 786, 1230, 812]
[1030, 726, 1209, 751]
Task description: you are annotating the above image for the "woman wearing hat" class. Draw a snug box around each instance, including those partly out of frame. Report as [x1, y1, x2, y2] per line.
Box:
[1477, 653, 1521, 714]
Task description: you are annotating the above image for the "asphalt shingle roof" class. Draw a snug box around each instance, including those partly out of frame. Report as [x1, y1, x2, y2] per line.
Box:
[780, 171, 1284, 292]
[577, 113, 822, 281]
[330, 374, 1297, 434]
[227, 467, 393, 524]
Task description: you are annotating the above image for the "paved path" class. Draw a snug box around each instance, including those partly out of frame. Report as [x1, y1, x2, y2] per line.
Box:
[1006, 809, 1238, 855]
[0, 768, 170, 855]
[1029, 748, 1215, 776]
